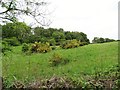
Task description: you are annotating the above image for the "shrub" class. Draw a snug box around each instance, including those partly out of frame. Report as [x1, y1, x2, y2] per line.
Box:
[3, 37, 20, 46]
[22, 43, 29, 52]
[79, 42, 88, 46]
[30, 42, 51, 53]
[61, 39, 79, 49]
[51, 46, 56, 50]
[48, 38, 56, 46]
[30, 42, 40, 53]
[49, 53, 69, 66]
[1, 41, 12, 55]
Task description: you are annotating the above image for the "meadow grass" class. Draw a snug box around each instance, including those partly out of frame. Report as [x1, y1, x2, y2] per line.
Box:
[2, 42, 118, 85]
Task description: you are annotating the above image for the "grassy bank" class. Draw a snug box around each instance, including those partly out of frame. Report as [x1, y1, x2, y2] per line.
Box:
[2, 42, 118, 88]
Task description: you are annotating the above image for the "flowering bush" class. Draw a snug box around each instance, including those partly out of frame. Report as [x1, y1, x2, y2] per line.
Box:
[49, 53, 69, 66]
[30, 42, 51, 53]
[61, 39, 79, 49]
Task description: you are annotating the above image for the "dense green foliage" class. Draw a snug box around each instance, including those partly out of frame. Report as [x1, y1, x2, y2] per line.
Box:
[1, 41, 12, 55]
[2, 22, 90, 46]
[33, 27, 90, 46]
[22, 43, 29, 52]
[2, 22, 31, 43]
[3, 37, 20, 46]
[92, 37, 115, 43]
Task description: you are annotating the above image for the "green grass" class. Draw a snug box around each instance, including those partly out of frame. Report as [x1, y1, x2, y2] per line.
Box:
[2, 42, 118, 85]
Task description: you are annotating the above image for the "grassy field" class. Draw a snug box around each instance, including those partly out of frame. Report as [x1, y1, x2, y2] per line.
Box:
[2, 41, 118, 87]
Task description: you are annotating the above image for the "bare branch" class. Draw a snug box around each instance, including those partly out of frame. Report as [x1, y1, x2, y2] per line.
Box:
[0, 0, 52, 26]
[0, 0, 14, 14]
[0, 16, 14, 22]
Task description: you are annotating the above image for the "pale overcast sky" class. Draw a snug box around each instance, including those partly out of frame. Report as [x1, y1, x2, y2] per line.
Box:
[2, 0, 118, 41]
[45, 0, 119, 42]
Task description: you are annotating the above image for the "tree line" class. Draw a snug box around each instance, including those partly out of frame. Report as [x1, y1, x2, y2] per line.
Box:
[92, 37, 115, 43]
[2, 22, 90, 46]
